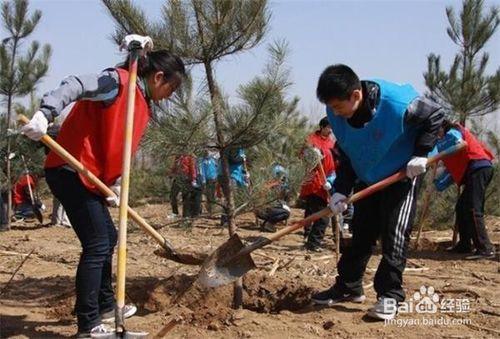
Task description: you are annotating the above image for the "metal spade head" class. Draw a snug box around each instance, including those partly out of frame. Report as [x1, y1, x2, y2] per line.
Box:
[32, 205, 44, 224]
[198, 233, 256, 288]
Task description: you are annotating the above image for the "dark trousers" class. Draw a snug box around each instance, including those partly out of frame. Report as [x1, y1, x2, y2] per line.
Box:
[170, 177, 182, 215]
[204, 179, 217, 215]
[190, 187, 202, 217]
[170, 175, 196, 218]
[303, 195, 329, 248]
[1, 191, 8, 225]
[46, 168, 117, 332]
[456, 166, 494, 252]
[333, 178, 420, 302]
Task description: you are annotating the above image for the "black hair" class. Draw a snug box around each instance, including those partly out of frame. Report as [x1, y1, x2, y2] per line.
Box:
[316, 64, 361, 103]
[319, 116, 330, 128]
[122, 49, 186, 85]
[441, 118, 460, 133]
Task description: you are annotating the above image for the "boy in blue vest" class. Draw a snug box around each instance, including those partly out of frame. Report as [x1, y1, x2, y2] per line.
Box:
[311, 64, 443, 320]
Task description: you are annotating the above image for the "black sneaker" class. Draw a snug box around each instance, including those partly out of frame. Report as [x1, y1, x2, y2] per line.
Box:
[311, 287, 366, 306]
[260, 221, 277, 233]
[446, 243, 472, 254]
[366, 297, 398, 321]
[465, 250, 495, 260]
[304, 244, 323, 253]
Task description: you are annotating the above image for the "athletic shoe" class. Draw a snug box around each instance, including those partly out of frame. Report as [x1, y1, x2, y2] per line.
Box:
[366, 297, 398, 321]
[76, 324, 115, 338]
[446, 243, 473, 254]
[101, 304, 137, 324]
[311, 286, 366, 306]
[465, 250, 495, 260]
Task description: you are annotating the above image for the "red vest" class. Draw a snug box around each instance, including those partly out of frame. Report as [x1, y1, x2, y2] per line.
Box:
[13, 174, 36, 205]
[300, 131, 336, 201]
[45, 68, 150, 195]
[443, 126, 494, 185]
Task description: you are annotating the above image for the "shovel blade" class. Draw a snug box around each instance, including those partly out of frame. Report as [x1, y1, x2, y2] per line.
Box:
[33, 205, 43, 224]
[198, 234, 256, 288]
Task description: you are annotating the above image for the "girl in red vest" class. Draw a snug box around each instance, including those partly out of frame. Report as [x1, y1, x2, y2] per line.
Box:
[299, 117, 336, 251]
[435, 119, 495, 260]
[21, 36, 186, 337]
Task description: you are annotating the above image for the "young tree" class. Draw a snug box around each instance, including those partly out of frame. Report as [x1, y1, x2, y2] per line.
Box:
[102, 0, 322, 308]
[0, 0, 51, 229]
[424, 0, 499, 126]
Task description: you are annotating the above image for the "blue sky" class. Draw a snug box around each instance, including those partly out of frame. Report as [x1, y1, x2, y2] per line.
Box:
[26, 0, 500, 123]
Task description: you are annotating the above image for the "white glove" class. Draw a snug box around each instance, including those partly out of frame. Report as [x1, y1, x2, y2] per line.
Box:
[312, 147, 323, 160]
[406, 156, 427, 179]
[106, 178, 121, 207]
[329, 192, 347, 215]
[121, 34, 153, 51]
[323, 182, 332, 191]
[21, 111, 48, 141]
[192, 180, 199, 188]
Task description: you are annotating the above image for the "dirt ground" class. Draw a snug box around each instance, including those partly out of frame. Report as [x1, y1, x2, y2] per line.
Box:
[1, 201, 499, 338]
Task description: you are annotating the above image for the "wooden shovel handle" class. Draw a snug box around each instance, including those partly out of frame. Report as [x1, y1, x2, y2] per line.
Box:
[267, 142, 467, 243]
[17, 114, 171, 250]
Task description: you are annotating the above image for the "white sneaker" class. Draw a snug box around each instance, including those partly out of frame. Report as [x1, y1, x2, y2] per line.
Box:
[101, 304, 137, 324]
[76, 324, 115, 338]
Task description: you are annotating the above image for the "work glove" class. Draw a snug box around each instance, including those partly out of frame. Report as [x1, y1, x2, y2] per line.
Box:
[105, 178, 121, 207]
[406, 156, 427, 179]
[21, 111, 48, 141]
[121, 34, 154, 51]
[329, 192, 348, 215]
[323, 182, 332, 192]
[312, 147, 323, 160]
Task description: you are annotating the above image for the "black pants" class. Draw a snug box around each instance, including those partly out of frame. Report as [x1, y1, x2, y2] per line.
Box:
[304, 195, 329, 248]
[204, 179, 217, 215]
[333, 177, 420, 302]
[456, 166, 494, 252]
[1, 191, 9, 225]
[170, 176, 197, 217]
[46, 168, 116, 332]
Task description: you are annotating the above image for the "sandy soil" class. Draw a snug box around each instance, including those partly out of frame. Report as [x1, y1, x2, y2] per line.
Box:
[1, 202, 499, 338]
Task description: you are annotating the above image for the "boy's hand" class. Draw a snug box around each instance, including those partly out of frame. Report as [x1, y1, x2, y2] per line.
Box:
[329, 192, 347, 215]
[406, 156, 427, 178]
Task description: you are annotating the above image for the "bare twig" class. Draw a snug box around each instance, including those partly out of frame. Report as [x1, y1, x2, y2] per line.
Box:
[0, 248, 34, 295]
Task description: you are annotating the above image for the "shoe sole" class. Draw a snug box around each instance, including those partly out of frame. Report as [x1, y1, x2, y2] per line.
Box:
[465, 254, 495, 260]
[366, 308, 396, 321]
[312, 295, 366, 306]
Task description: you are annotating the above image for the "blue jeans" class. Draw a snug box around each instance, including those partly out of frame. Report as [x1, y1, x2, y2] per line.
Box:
[45, 168, 117, 332]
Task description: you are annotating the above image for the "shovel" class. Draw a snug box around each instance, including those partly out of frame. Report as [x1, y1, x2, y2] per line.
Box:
[20, 155, 43, 224]
[198, 142, 467, 288]
[17, 114, 206, 265]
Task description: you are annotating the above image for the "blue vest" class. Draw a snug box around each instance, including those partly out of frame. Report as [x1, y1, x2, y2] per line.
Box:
[327, 79, 419, 184]
[201, 157, 218, 181]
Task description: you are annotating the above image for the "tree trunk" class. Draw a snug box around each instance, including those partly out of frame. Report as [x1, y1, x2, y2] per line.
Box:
[5, 38, 19, 230]
[203, 61, 243, 308]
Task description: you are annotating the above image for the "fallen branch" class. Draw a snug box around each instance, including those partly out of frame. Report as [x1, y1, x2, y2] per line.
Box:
[310, 255, 335, 262]
[0, 248, 34, 296]
[253, 251, 276, 261]
[0, 250, 29, 256]
[269, 258, 280, 276]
